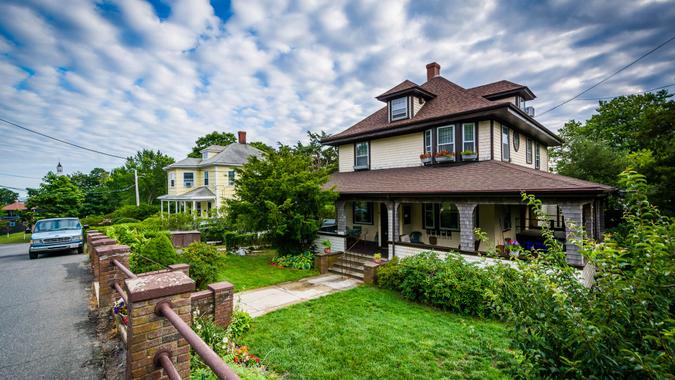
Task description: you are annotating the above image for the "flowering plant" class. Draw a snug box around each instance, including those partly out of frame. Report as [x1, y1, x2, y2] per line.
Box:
[419, 152, 433, 159]
[113, 298, 128, 325]
[232, 345, 261, 367]
[434, 150, 455, 158]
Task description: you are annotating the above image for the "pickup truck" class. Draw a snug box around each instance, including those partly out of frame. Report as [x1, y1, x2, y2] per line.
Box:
[28, 217, 86, 260]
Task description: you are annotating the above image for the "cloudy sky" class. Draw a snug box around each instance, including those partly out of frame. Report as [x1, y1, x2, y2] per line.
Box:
[1, 0, 674, 195]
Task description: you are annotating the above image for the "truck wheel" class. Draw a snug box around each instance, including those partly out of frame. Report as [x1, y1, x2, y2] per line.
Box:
[77, 245, 84, 254]
[29, 251, 37, 260]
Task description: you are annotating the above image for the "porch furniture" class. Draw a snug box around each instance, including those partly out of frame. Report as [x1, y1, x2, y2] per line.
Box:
[410, 231, 422, 244]
[400, 234, 411, 243]
[347, 226, 362, 238]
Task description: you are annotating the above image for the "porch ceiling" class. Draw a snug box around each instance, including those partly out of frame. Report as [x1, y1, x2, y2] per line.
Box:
[326, 161, 613, 196]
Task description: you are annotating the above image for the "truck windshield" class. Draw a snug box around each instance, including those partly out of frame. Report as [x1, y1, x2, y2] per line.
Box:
[34, 219, 81, 232]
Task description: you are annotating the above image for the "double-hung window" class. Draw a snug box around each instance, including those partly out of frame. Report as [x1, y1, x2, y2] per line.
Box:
[423, 203, 435, 229]
[437, 125, 454, 153]
[501, 126, 510, 161]
[534, 142, 541, 170]
[390, 97, 408, 121]
[462, 123, 475, 154]
[169, 172, 175, 188]
[204, 171, 209, 186]
[228, 170, 236, 185]
[354, 141, 369, 170]
[424, 130, 433, 154]
[526, 138, 533, 164]
[439, 203, 459, 230]
[353, 201, 373, 224]
[183, 172, 194, 188]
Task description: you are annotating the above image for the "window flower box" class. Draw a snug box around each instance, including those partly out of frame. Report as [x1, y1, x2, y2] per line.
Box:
[461, 150, 477, 161]
[419, 152, 433, 165]
[434, 150, 455, 163]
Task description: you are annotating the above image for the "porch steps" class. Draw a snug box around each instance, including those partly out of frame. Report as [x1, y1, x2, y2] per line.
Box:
[328, 252, 372, 280]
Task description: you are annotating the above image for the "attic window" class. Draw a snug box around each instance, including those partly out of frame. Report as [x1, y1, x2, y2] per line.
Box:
[390, 97, 409, 121]
[202, 151, 209, 160]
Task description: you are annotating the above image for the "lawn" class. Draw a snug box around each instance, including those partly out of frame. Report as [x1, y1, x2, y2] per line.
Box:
[0, 232, 30, 244]
[216, 249, 318, 291]
[240, 286, 519, 380]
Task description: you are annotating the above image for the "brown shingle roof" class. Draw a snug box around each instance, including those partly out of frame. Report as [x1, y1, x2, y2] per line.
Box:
[326, 161, 613, 195]
[375, 80, 419, 99]
[466, 80, 529, 98]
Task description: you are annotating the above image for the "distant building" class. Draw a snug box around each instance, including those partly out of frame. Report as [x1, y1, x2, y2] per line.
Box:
[56, 162, 63, 175]
[2, 201, 27, 232]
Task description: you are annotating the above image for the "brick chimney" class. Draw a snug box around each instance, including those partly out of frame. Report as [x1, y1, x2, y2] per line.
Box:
[426, 62, 440, 81]
[238, 131, 246, 144]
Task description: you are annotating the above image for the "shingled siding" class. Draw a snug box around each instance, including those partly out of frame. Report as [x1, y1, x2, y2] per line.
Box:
[314, 232, 346, 253]
[338, 144, 354, 172]
[371, 133, 423, 170]
[478, 121, 491, 160]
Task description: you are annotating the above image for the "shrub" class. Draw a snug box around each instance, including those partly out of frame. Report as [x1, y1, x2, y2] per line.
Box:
[226, 310, 253, 341]
[223, 231, 269, 250]
[111, 217, 140, 225]
[109, 204, 159, 221]
[81, 214, 108, 226]
[180, 242, 225, 289]
[271, 251, 314, 270]
[130, 233, 178, 273]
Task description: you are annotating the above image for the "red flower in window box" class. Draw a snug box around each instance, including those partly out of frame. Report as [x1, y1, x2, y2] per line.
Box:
[434, 150, 456, 162]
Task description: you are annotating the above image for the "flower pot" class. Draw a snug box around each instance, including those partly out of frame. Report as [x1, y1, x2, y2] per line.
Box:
[462, 154, 477, 161]
[435, 156, 455, 163]
[420, 157, 433, 165]
[323, 248, 331, 254]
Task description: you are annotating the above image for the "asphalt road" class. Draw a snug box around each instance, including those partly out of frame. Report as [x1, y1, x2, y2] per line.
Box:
[0, 243, 102, 379]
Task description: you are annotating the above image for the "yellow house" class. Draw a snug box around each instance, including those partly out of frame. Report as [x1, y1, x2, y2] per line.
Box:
[158, 131, 263, 216]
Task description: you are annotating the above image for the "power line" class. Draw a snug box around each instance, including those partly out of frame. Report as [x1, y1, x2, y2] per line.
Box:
[0, 117, 129, 160]
[0, 184, 27, 191]
[0, 172, 42, 180]
[576, 83, 675, 101]
[539, 33, 675, 116]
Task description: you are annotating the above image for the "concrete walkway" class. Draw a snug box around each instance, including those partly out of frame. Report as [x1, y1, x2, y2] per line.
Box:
[235, 274, 361, 317]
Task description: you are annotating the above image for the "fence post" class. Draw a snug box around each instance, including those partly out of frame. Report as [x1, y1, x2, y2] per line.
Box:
[125, 271, 195, 379]
[96, 244, 131, 308]
[89, 237, 116, 279]
[208, 281, 234, 327]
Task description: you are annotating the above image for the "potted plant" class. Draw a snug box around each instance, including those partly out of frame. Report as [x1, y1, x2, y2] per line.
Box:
[461, 150, 477, 160]
[373, 253, 382, 263]
[434, 150, 455, 163]
[419, 152, 433, 165]
[321, 239, 332, 254]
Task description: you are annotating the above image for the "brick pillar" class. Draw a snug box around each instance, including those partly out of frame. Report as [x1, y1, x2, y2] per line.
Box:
[314, 251, 343, 274]
[125, 271, 195, 380]
[90, 237, 116, 278]
[208, 281, 234, 327]
[456, 202, 477, 252]
[96, 244, 131, 308]
[363, 261, 386, 284]
[168, 263, 190, 276]
[336, 200, 347, 235]
[560, 202, 585, 266]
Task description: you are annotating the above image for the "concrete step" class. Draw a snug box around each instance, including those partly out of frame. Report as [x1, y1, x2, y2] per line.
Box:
[328, 267, 364, 280]
[343, 251, 375, 260]
[330, 262, 364, 273]
[335, 256, 368, 267]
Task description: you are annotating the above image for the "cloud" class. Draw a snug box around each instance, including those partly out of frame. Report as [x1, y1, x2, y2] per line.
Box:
[0, 0, 674, 195]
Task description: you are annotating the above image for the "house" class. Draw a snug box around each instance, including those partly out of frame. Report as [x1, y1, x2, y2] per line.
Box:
[1, 201, 27, 232]
[157, 131, 263, 216]
[317, 62, 612, 271]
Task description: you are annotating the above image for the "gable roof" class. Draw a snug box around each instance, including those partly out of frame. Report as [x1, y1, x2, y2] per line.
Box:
[2, 201, 26, 211]
[326, 161, 613, 195]
[165, 143, 264, 170]
[466, 80, 534, 99]
[376, 80, 419, 99]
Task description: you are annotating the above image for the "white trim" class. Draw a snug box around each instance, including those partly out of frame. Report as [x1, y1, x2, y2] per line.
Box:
[437, 124, 455, 153]
[462, 122, 476, 153]
[390, 97, 409, 121]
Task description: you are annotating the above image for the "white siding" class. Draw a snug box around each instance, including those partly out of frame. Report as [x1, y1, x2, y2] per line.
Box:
[338, 144, 354, 173]
[541, 146, 549, 171]
[511, 130, 528, 167]
[478, 120, 491, 161]
[493, 121, 502, 161]
[314, 233, 346, 253]
[370, 133, 423, 170]
[411, 96, 425, 117]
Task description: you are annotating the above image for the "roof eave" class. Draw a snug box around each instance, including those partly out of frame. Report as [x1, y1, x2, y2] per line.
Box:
[375, 87, 436, 102]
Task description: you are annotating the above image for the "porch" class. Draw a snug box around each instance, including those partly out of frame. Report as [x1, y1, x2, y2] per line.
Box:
[157, 186, 216, 218]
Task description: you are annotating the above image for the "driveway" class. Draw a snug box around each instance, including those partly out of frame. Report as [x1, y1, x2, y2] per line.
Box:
[0, 243, 101, 379]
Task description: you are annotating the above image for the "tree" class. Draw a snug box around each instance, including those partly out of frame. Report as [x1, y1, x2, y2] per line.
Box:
[188, 131, 236, 158]
[291, 131, 338, 172]
[226, 146, 337, 254]
[70, 168, 118, 216]
[551, 90, 675, 214]
[26, 172, 84, 218]
[108, 150, 175, 205]
[0, 188, 18, 206]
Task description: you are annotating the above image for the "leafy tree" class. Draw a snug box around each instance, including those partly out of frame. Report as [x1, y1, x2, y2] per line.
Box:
[226, 146, 337, 254]
[291, 131, 338, 172]
[249, 141, 275, 155]
[552, 90, 674, 214]
[188, 131, 236, 158]
[108, 150, 175, 205]
[69, 168, 118, 216]
[26, 172, 84, 218]
[0, 188, 18, 206]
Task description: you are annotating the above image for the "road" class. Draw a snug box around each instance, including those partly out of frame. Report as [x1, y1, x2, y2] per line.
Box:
[0, 243, 102, 379]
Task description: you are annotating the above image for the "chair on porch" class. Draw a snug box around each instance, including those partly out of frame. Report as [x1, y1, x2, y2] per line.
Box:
[410, 231, 422, 244]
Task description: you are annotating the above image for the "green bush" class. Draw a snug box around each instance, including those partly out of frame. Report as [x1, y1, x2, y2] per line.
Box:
[180, 242, 225, 289]
[81, 214, 110, 227]
[225, 310, 253, 341]
[109, 204, 159, 221]
[271, 251, 314, 270]
[223, 231, 269, 250]
[130, 233, 178, 273]
[111, 217, 140, 225]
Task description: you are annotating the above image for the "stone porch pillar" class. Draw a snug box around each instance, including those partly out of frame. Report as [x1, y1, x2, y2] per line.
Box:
[456, 202, 477, 252]
[386, 201, 395, 256]
[336, 200, 347, 235]
[560, 201, 586, 266]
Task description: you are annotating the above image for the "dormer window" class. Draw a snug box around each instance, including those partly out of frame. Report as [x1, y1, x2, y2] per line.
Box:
[390, 97, 409, 121]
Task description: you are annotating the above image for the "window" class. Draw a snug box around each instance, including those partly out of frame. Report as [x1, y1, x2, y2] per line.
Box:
[183, 172, 194, 188]
[526, 138, 533, 164]
[503, 207, 512, 230]
[516, 96, 526, 110]
[513, 131, 520, 152]
[390, 97, 408, 121]
[439, 202, 459, 230]
[437, 125, 455, 153]
[202, 151, 209, 160]
[354, 141, 369, 169]
[462, 123, 475, 154]
[424, 129, 433, 154]
[535, 142, 541, 169]
[228, 170, 235, 185]
[169, 172, 175, 188]
[353, 201, 373, 224]
[501, 126, 510, 161]
[204, 171, 209, 186]
[423, 203, 435, 229]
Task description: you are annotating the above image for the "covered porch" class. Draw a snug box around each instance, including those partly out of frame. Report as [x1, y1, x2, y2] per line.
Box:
[157, 186, 216, 218]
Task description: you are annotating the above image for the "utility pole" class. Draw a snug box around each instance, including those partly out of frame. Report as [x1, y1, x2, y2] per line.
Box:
[134, 169, 140, 207]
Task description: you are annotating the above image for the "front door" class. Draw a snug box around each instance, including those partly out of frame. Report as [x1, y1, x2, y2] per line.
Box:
[380, 203, 388, 247]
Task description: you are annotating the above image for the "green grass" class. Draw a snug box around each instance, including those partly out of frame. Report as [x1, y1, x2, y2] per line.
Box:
[0, 232, 30, 244]
[241, 286, 519, 380]
[217, 249, 318, 292]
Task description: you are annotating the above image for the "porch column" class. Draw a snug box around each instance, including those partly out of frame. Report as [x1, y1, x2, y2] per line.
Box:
[560, 201, 586, 266]
[385, 201, 395, 255]
[456, 202, 477, 252]
[336, 200, 347, 235]
[160, 200, 164, 217]
[596, 198, 606, 241]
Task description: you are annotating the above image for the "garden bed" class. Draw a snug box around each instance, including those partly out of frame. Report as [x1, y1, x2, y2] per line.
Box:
[240, 286, 519, 379]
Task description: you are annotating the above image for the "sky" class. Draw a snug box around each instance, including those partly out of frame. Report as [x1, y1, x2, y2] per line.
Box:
[1, 0, 674, 196]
